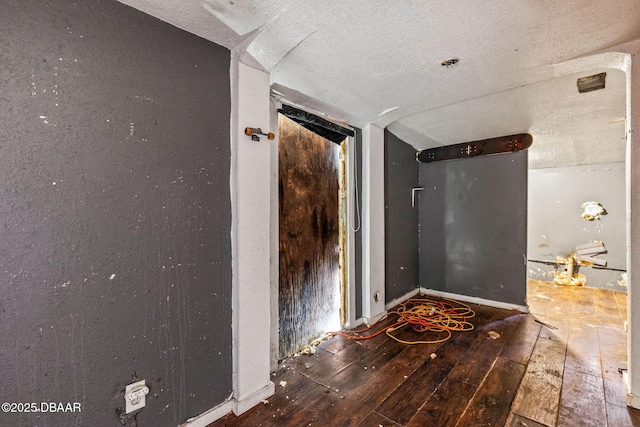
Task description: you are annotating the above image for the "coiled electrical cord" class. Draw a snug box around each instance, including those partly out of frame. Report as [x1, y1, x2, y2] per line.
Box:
[333, 297, 475, 345]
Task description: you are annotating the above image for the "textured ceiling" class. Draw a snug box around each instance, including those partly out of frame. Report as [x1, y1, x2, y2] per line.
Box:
[117, 0, 640, 168]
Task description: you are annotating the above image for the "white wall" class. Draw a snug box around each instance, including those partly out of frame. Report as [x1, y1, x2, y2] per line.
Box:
[362, 123, 386, 321]
[626, 50, 640, 409]
[230, 58, 275, 414]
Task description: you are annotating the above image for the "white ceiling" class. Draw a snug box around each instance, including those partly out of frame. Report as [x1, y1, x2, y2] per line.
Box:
[117, 0, 640, 168]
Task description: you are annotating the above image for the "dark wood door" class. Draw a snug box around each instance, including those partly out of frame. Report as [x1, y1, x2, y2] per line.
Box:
[278, 114, 341, 359]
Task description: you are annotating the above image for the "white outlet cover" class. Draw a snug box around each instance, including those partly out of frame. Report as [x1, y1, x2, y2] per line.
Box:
[125, 380, 149, 414]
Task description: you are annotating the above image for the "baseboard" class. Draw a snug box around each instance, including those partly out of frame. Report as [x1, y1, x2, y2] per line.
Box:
[233, 382, 275, 415]
[382, 287, 529, 313]
[178, 382, 275, 426]
[626, 392, 640, 409]
[178, 399, 233, 427]
[420, 288, 529, 313]
[362, 311, 386, 325]
[361, 288, 423, 325]
[622, 371, 640, 409]
[385, 288, 421, 310]
[345, 317, 364, 329]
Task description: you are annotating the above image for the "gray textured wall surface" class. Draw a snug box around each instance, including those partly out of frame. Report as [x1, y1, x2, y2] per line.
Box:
[528, 163, 626, 269]
[419, 151, 528, 306]
[384, 131, 419, 302]
[0, 1, 232, 426]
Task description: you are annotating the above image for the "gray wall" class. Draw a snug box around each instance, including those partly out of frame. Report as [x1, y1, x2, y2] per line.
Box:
[528, 163, 627, 290]
[419, 151, 528, 306]
[0, 1, 232, 426]
[384, 131, 420, 302]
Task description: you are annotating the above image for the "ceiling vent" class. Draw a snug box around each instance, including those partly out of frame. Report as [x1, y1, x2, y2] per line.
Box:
[577, 72, 606, 93]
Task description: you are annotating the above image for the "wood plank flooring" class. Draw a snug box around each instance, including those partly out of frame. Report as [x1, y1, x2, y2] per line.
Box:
[209, 281, 640, 426]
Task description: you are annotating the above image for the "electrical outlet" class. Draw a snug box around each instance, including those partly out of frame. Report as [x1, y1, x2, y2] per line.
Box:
[125, 380, 149, 414]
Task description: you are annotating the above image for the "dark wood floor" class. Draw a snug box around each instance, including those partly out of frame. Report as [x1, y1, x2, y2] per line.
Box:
[210, 281, 640, 426]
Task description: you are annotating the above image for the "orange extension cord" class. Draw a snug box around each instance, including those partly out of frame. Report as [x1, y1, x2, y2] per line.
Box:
[332, 297, 475, 345]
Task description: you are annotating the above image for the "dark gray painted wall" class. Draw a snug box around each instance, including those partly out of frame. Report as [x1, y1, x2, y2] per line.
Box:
[385, 131, 419, 302]
[0, 1, 232, 426]
[528, 163, 627, 290]
[419, 151, 528, 306]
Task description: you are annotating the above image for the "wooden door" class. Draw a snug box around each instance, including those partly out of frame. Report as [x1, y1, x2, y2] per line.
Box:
[278, 114, 342, 359]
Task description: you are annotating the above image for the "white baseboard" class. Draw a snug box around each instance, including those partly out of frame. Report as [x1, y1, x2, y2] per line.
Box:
[419, 288, 529, 313]
[381, 286, 530, 313]
[385, 288, 421, 310]
[626, 391, 640, 409]
[362, 311, 386, 325]
[178, 400, 233, 427]
[178, 382, 275, 427]
[344, 317, 364, 329]
[622, 371, 640, 409]
[233, 382, 275, 415]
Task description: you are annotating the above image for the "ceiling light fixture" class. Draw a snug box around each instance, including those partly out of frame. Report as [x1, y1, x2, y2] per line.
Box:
[441, 58, 459, 67]
[577, 72, 606, 93]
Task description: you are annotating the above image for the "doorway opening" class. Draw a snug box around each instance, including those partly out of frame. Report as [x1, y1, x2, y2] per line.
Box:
[277, 111, 352, 359]
[526, 162, 627, 292]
